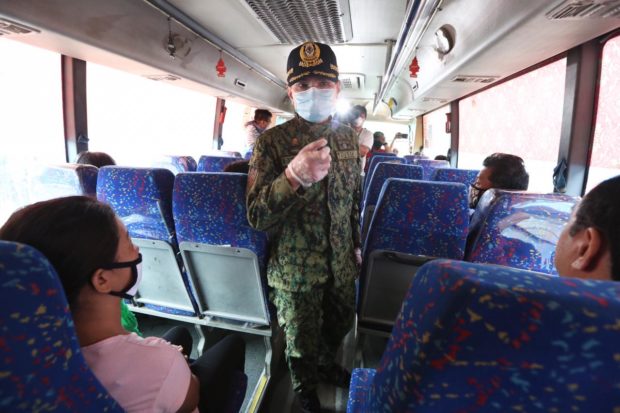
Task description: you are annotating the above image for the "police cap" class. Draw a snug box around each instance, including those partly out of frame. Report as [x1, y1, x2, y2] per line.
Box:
[286, 41, 339, 87]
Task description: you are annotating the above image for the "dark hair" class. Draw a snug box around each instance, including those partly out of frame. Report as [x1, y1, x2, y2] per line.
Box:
[352, 105, 367, 118]
[570, 175, 620, 281]
[254, 109, 272, 123]
[223, 160, 250, 174]
[373, 131, 384, 140]
[0, 196, 120, 306]
[434, 155, 449, 161]
[483, 153, 529, 190]
[372, 139, 383, 150]
[76, 151, 116, 168]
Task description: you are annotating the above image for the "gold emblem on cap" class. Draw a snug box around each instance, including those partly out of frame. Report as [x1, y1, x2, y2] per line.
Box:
[299, 42, 323, 68]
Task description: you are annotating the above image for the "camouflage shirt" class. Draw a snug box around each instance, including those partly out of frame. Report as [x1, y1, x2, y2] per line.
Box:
[246, 115, 362, 292]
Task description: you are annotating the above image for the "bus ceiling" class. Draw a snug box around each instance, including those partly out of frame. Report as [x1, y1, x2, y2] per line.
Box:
[0, 0, 618, 121]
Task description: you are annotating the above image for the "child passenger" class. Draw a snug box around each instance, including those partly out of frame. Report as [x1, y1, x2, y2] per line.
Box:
[0, 196, 246, 413]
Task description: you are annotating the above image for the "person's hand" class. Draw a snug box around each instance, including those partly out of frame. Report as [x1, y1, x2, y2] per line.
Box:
[286, 138, 331, 188]
[354, 248, 362, 267]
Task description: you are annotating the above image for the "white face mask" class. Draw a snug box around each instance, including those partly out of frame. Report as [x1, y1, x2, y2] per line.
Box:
[292, 87, 337, 123]
[352, 117, 363, 127]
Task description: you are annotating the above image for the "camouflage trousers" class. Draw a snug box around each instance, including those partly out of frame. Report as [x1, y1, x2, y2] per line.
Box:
[271, 278, 355, 393]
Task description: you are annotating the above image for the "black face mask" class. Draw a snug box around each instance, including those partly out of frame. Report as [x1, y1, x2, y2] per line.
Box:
[469, 184, 487, 209]
[100, 253, 143, 299]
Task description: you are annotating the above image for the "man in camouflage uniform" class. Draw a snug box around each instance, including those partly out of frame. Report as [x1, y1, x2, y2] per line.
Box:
[246, 41, 361, 412]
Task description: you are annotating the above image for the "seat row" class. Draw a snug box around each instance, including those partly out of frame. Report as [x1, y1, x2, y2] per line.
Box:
[348, 259, 620, 412]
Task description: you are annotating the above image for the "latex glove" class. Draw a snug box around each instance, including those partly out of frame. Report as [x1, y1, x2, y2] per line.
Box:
[287, 138, 331, 188]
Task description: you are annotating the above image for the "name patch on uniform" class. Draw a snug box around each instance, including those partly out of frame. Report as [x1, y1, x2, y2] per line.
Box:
[336, 150, 358, 160]
[336, 136, 355, 151]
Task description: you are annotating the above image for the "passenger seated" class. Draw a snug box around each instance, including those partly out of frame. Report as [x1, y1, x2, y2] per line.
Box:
[555, 175, 620, 281]
[76, 151, 117, 168]
[0, 196, 246, 413]
[434, 154, 448, 161]
[223, 160, 250, 174]
[469, 153, 529, 209]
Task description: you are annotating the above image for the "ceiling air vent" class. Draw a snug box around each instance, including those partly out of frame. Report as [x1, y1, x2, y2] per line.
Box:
[451, 75, 500, 84]
[0, 18, 40, 36]
[143, 74, 181, 81]
[340, 73, 365, 90]
[546, 0, 620, 19]
[241, 0, 353, 44]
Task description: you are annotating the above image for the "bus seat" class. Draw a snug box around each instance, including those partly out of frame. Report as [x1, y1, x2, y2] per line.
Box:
[358, 179, 469, 336]
[173, 172, 272, 327]
[32, 163, 99, 201]
[364, 155, 404, 194]
[197, 155, 240, 172]
[151, 155, 197, 174]
[0, 240, 122, 412]
[410, 159, 450, 180]
[96, 166, 198, 317]
[361, 163, 423, 239]
[244, 150, 253, 160]
[348, 259, 620, 413]
[403, 154, 428, 163]
[432, 167, 480, 188]
[466, 190, 579, 275]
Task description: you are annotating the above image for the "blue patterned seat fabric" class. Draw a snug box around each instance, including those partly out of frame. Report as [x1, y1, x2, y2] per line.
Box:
[364, 155, 405, 194]
[152, 155, 197, 174]
[33, 163, 99, 201]
[363, 179, 469, 261]
[466, 190, 579, 275]
[173, 172, 268, 266]
[404, 154, 429, 163]
[97, 166, 177, 243]
[96, 166, 197, 316]
[197, 155, 240, 172]
[362, 163, 423, 215]
[432, 167, 480, 188]
[347, 259, 620, 413]
[0, 241, 122, 412]
[410, 159, 450, 180]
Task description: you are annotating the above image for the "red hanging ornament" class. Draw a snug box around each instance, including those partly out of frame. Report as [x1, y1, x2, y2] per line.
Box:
[409, 57, 420, 78]
[216, 52, 227, 77]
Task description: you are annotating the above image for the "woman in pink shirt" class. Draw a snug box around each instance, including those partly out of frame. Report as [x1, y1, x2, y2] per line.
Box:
[0, 196, 245, 413]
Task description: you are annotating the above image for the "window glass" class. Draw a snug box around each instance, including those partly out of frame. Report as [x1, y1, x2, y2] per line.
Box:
[87, 63, 216, 166]
[458, 58, 567, 192]
[221, 100, 256, 154]
[586, 36, 620, 192]
[0, 39, 64, 224]
[422, 105, 451, 159]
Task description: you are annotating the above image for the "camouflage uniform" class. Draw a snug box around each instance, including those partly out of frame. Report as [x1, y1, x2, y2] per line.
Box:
[246, 114, 361, 392]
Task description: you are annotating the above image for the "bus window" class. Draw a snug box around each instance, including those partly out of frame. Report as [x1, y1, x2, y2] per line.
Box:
[86, 62, 216, 166]
[422, 105, 451, 159]
[458, 58, 567, 193]
[0, 39, 64, 224]
[586, 35, 620, 192]
[220, 100, 256, 154]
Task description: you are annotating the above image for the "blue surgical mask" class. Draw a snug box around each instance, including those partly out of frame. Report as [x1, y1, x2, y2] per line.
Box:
[293, 87, 337, 123]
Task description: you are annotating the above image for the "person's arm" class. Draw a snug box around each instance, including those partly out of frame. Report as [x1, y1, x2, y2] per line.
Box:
[359, 145, 370, 157]
[385, 134, 398, 153]
[176, 374, 200, 413]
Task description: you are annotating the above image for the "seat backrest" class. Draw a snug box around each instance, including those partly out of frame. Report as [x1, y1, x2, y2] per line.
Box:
[369, 259, 620, 412]
[364, 155, 404, 193]
[32, 163, 99, 201]
[466, 190, 579, 275]
[363, 163, 423, 214]
[96, 166, 177, 244]
[0, 241, 123, 412]
[403, 154, 428, 163]
[197, 155, 240, 172]
[411, 159, 450, 180]
[173, 172, 270, 324]
[152, 155, 197, 174]
[96, 166, 197, 316]
[432, 167, 479, 188]
[364, 179, 469, 260]
[358, 179, 469, 331]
